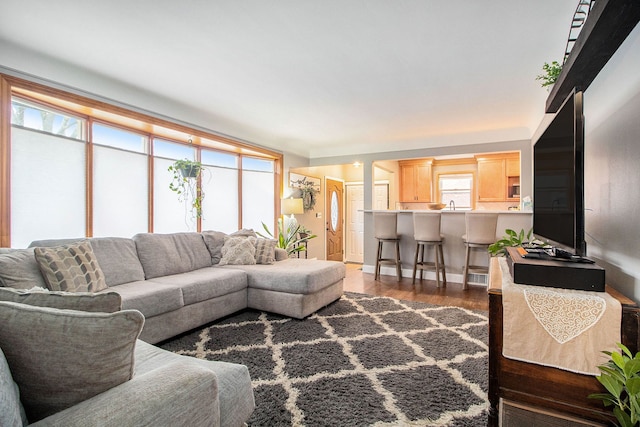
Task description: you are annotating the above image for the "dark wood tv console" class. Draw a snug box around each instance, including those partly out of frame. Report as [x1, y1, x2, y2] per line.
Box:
[488, 257, 640, 426]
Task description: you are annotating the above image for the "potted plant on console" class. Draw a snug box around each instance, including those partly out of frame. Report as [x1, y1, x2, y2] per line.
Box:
[168, 159, 205, 220]
[488, 228, 534, 256]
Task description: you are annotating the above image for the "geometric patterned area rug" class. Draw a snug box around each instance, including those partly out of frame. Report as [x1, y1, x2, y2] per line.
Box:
[160, 292, 489, 426]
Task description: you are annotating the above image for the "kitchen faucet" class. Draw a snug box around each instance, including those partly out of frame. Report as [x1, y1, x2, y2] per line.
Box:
[449, 200, 455, 211]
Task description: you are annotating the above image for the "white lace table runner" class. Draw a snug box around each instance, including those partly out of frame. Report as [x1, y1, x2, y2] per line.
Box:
[494, 257, 621, 375]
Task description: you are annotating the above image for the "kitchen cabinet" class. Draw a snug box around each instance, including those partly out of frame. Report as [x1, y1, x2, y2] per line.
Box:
[506, 157, 520, 177]
[399, 159, 433, 202]
[476, 153, 520, 202]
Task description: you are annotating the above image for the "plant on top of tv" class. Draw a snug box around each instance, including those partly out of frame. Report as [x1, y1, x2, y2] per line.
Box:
[536, 61, 563, 88]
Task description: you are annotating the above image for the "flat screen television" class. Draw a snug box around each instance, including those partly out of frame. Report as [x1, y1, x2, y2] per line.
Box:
[533, 89, 586, 256]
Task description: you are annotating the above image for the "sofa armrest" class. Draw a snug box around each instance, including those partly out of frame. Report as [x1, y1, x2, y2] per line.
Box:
[31, 362, 220, 427]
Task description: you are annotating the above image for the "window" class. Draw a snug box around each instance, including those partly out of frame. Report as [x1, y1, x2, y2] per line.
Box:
[201, 150, 239, 233]
[242, 157, 275, 232]
[4, 85, 280, 247]
[10, 127, 86, 248]
[93, 122, 147, 153]
[93, 124, 149, 237]
[11, 98, 84, 140]
[439, 174, 473, 210]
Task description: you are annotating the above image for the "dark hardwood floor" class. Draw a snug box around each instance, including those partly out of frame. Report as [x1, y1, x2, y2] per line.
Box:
[343, 263, 489, 311]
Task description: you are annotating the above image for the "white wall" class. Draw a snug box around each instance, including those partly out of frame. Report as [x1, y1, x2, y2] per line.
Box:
[583, 24, 640, 302]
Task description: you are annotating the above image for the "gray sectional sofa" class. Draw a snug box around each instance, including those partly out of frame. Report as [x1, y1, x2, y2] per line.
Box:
[27, 231, 346, 344]
[0, 230, 346, 427]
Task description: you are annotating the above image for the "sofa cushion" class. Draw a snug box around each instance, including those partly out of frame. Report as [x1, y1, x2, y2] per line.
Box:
[87, 237, 146, 286]
[254, 238, 276, 265]
[147, 267, 247, 305]
[34, 241, 108, 293]
[109, 281, 185, 318]
[219, 236, 256, 266]
[201, 230, 227, 265]
[220, 259, 346, 294]
[136, 340, 255, 427]
[0, 248, 48, 289]
[0, 301, 144, 422]
[133, 233, 212, 279]
[0, 346, 27, 427]
[0, 286, 121, 313]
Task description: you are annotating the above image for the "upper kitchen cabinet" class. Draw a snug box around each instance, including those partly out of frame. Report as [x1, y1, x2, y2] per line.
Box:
[476, 153, 520, 202]
[399, 159, 433, 202]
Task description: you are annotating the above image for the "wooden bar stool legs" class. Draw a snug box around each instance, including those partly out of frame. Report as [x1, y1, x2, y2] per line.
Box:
[375, 238, 402, 281]
[412, 240, 447, 287]
[462, 212, 498, 290]
[412, 212, 446, 287]
[373, 212, 402, 281]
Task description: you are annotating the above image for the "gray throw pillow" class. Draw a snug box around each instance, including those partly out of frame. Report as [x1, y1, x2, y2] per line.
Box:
[0, 346, 27, 427]
[230, 228, 257, 238]
[34, 241, 108, 293]
[219, 236, 257, 266]
[0, 248, 48, 289]
[254, 238, 276, 264]
[0, 301, 144, 422]
[0, 287, 121, 313]
[201, 230, 227, 265]
[274, 247, 289, 261]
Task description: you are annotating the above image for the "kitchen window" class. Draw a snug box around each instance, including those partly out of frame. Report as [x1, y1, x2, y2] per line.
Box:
[438, 174, 473, 210]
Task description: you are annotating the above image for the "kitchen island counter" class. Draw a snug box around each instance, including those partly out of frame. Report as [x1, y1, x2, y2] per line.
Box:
[363, 210, 532, 284]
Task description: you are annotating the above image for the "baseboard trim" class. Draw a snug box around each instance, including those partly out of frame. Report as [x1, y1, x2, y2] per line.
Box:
[362, 264, 487, 286]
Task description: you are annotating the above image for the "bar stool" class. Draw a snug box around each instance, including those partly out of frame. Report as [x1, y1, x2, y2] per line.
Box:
[462, 212, 498, 290]
[412, 212, 446, 287]
[373, 212, 402, 280]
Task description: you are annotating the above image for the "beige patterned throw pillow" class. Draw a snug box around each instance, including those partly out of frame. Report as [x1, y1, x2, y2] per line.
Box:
[219, 236, 257, 266]
[254, 238, 276, 264]
[34, 241, 108, 293]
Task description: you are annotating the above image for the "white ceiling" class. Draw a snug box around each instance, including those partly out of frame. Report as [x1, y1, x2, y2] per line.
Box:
[0, 1, 579, 158]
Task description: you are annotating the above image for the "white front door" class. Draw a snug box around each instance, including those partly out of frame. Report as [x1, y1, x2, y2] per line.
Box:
[345, 184, 364, 263]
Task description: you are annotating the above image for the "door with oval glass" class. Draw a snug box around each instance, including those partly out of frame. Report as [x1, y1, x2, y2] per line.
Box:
[325, 178, 343, 261]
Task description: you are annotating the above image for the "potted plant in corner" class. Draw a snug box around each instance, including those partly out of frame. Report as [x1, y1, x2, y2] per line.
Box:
[298, 225, 313, 240]
[258, 220, 316, 256]
[589, 343, 640, 427]
[168, 159, 205, 219]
